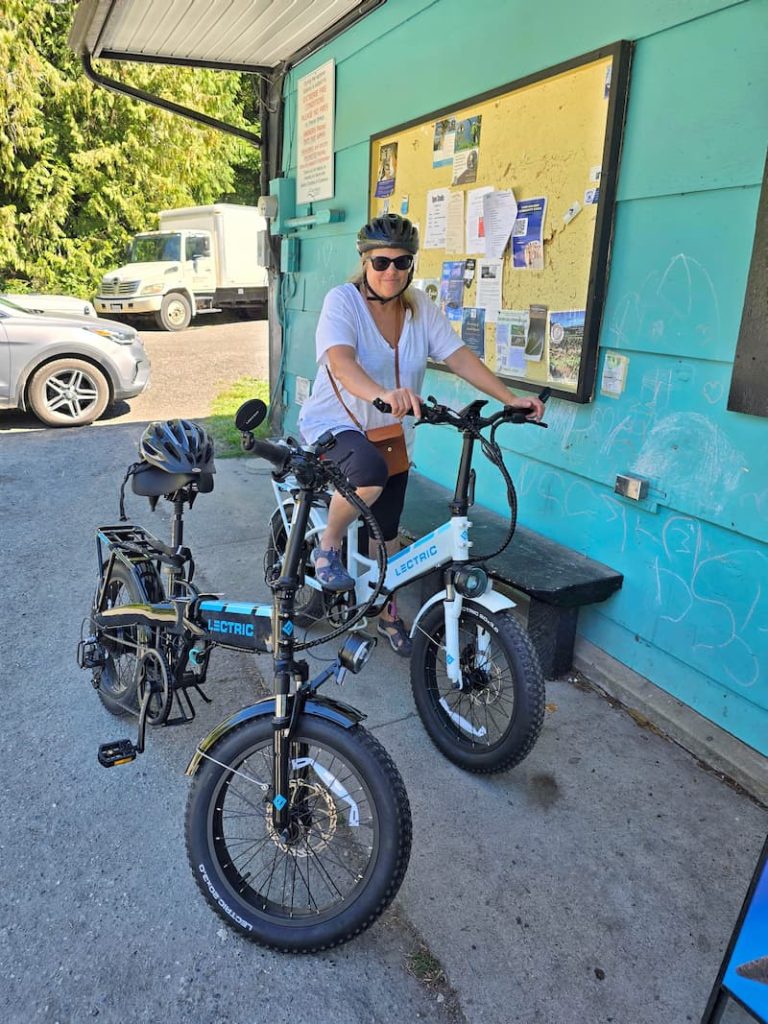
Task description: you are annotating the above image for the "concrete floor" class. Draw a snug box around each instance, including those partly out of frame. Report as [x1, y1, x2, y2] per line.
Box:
[1, 317, 766, 1024]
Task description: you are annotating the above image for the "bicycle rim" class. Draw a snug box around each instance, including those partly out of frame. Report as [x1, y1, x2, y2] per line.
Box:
[420, 613, 518, 750]
[205, 732, 381, 924]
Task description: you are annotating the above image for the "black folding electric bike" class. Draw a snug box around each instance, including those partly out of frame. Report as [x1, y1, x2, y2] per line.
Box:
[78, 399, 411, 952]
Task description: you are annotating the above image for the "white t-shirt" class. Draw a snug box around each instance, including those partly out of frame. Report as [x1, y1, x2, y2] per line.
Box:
[298, 283, 463, 453]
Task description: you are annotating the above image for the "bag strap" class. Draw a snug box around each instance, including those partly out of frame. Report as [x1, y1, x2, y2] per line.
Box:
[326, 309, 402, 429]
[326, 366, 365, 430]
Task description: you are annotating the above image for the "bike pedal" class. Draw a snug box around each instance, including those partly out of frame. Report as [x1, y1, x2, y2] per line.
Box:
[78, 637, 107, 670]
[97, 739, 137, 768]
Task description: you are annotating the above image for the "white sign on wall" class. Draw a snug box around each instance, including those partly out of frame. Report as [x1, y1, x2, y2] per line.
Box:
[297, 59, 335, 205]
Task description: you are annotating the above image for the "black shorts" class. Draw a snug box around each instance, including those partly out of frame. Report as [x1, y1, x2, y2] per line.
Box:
[322, 429, 409, 542]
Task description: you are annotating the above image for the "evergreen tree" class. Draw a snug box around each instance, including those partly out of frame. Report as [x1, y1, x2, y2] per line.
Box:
[0, 0, 260, 296]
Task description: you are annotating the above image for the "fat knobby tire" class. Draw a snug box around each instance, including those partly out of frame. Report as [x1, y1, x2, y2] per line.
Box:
[94, 561, 163, 716]
[184, 716, 412, 952]
[410, 601, 545, 773]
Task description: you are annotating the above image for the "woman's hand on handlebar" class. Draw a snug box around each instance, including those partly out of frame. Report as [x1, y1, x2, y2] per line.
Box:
[378, 387, 422, 419]
[505, 394, 545, 422]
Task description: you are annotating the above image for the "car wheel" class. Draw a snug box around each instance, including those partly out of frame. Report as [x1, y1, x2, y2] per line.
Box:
[27, 358, 110, 427]
[154, 292, 192, 331]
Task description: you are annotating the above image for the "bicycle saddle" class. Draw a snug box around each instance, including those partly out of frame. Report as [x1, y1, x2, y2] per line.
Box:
[131, 464, 215, 497]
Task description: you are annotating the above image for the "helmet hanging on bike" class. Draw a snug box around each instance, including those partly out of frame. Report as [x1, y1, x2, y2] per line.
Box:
[139, 419, 215, 476]
[357, 214, 419, 304]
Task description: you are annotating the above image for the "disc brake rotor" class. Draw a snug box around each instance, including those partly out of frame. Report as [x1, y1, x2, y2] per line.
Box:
[267, 779, 338, 856]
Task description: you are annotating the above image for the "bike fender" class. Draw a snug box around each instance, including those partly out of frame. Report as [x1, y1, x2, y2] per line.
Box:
[185, 694, 366, 776]
[409, 586, 516, 637]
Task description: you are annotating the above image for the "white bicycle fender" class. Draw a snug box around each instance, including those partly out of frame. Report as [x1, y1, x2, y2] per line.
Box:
[409, 585, 516, 637]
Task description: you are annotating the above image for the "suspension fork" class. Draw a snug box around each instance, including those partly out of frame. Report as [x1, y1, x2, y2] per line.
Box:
[271, 486, 314, 833]
[443, 584, 465, 688]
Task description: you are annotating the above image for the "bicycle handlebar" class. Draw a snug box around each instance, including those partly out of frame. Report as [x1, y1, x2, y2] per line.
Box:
[373, 389, 550, 430]
[247, 437, 293, 473]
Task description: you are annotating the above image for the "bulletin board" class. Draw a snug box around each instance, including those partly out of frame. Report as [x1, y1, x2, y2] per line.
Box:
[368, 42, 632, 403]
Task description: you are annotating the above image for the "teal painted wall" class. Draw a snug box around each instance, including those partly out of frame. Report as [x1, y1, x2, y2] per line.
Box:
[276, 0, 768, 753]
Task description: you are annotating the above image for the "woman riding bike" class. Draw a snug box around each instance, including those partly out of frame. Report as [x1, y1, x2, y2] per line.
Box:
[297, 213, 544, 655]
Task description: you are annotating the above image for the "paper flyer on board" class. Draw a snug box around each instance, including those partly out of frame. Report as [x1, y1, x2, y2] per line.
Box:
[483, 190, 517, 259]
[412, 278, 440, 306]
[466, 186, 494, 254]
[548, 310, 585, 385]
[476, 260, 503, 323]
[512, 197, 547, 269]
[374, 142, 397, 198]
[445, 191, 465, 253]
[600, 351, 629, 398]
[432, 118, 456, 167]
[525, 304, 547, 360]
[439, 261, 466, 322]
[452, 116, 482, 185]
[424, 188, 449, 249]
[496, 309, 529, 375]
[461, 307, 486, 359]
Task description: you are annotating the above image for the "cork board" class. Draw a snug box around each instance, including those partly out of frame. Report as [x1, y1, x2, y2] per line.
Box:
[369, 43, 632, 402]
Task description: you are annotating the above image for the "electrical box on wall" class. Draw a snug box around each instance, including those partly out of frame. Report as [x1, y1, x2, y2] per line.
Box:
[269, 177, 296, 236]
[281, 236, 300, 273]
[615, 474, 649, 501]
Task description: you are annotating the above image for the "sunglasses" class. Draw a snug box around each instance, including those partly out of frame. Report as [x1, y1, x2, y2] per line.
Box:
[367, 254, 414, 272]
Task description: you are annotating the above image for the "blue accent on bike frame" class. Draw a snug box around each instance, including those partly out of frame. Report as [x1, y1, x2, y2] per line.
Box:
[199, 600, 271, 619]
[282, 621, 294, 636]
[273, 794, 287, 810]
[389, 522, 451, 564]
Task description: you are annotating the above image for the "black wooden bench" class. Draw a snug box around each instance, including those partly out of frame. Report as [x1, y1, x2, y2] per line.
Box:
[399, 473, 623, 679]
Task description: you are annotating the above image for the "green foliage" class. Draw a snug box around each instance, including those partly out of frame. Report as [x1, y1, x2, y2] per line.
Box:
[207, 376, 270, 457]
[0, 0, 261, 298]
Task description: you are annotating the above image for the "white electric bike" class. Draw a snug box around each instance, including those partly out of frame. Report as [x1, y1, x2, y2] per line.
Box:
[265, 394, 548, 774]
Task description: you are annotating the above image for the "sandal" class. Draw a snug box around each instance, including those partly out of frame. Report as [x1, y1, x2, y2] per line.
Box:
[377, 615, 413, 658]
[310, 545, 355, 592]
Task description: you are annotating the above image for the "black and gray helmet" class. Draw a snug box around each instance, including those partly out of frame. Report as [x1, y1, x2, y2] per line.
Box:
[139, 419, 215, 475]
[356, 214, 419, 255]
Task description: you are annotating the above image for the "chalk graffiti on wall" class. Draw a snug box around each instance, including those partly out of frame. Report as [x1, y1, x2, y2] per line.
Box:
[609, 252, 722, 352]
[653, 515, 767, 690]
[516, 460, 767, 697]
[632, 412, 745, 515]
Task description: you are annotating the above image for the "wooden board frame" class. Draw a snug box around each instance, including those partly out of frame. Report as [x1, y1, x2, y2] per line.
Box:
[368, 41, 633, 403]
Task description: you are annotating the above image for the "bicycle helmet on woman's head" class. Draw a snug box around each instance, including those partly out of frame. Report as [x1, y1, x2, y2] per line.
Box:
[139, 419, 215, 475]
[356, 214, 419, 254]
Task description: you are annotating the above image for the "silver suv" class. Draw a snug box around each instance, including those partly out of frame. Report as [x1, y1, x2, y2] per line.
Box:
[0, 297, 150, 427]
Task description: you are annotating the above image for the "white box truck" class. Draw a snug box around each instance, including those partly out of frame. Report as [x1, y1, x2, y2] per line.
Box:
[95, 204, 268, 331]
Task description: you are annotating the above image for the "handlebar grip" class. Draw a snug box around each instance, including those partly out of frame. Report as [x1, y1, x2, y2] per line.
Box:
[249, 438, 292, 472]
[373, 397, 392, 414]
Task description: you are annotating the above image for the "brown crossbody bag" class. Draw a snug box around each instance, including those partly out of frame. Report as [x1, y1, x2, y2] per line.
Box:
[326, 339, 410, 477]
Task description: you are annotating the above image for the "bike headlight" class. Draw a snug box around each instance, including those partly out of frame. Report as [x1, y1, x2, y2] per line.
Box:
[454, 565, 489, 598]
[338, 634, 377, 674]
[140, 283, 164, 295]
[85, 326, 137, 346]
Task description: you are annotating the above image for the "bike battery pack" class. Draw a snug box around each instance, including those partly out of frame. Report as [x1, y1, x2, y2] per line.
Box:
[199, 599, 272, 652]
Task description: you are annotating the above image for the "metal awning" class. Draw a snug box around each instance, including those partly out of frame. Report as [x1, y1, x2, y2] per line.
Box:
[69, 0, 387, 73]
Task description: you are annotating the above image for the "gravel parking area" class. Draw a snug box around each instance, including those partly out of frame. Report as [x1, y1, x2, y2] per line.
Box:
[0, 312, 267, 433]
[103, 313, 268, 425]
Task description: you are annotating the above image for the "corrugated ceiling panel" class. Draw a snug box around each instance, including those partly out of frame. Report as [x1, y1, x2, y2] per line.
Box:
[96, 0, 363, 67]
